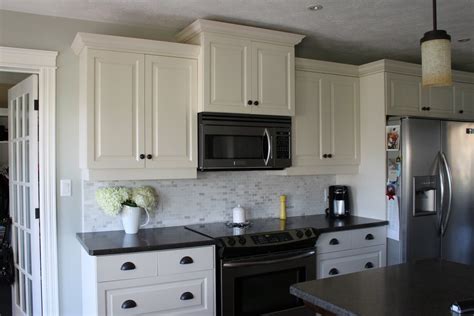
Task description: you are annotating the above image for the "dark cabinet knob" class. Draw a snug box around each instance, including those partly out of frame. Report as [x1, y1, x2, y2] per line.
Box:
[139, 154, 145, 160]
[180, 292, 194, 301]
[365, 233, 375, 240]
[427, 106, 431, 111]
[180, 256, 194, 265]
[146, 154, 152, 160]
[365, 262, 374, 269]
[421, 107, 426, 111]
[247, 100, 253, 105]
[327, 154, 333, 158]
[121, 300, 137, 309]
[253, 101, 259, 106]
[459, 110, 464, 114]
[329, 268, 339, 275]
[329, 238, 339, 245]
[323, 154, 328, 158]
[120, 262, 136, 271]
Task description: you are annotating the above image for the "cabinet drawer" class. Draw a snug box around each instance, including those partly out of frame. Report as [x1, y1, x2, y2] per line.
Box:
[317, 245, 386, 279]
[157, 246, 214, 275]
[316, 231, 351, 254]
[106, 276, 210, 316]
[97, 252, 157, 282]
[351, 226, 386, 249]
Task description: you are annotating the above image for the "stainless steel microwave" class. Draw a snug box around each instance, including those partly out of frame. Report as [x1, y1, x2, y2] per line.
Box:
[198, 112, 292, 170]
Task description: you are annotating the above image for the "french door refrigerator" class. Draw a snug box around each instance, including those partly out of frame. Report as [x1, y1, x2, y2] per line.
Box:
[388, 118, 474, 266]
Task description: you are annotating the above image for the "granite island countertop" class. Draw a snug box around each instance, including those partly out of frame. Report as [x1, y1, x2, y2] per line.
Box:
[77, 226, 216, 255]
[290, 260, 474, 316]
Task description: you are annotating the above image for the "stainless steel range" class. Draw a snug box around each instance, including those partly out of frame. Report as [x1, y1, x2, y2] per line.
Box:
[186, 219, 318, 316]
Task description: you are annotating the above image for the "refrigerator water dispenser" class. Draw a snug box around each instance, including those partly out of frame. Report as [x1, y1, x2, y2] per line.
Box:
[413, 176, 437, 216]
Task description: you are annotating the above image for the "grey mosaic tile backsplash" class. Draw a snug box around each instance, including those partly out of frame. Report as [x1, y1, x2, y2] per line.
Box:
[82, 171, 335, 232]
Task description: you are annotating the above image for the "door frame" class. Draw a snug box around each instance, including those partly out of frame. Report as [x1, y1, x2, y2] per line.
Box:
[0, 46, 59, 315]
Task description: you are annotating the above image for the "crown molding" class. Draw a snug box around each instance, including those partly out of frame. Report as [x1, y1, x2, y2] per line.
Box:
[359, 59, 474, 83]
[176, 19, 305, 45]
[71, 33, 200, 58]
[296, 58, 359, 77]
[0, 46, 57, 69]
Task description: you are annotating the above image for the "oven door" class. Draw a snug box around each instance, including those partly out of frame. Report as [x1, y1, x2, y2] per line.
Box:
[199, 125, 273, 170]
[220, 248, 316, 316]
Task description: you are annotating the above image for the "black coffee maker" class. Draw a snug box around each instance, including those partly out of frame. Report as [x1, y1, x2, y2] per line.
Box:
[326, 185, 351, 218]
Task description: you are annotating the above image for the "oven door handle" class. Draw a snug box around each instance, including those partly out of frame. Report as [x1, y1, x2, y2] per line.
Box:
[222, 250, 315, 268]
[263, 128, 272, 166]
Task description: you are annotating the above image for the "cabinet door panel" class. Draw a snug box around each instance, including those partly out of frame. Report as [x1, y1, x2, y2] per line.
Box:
[145, 55, 197, 169]
[292, 72, 324, 165]
[386, 73, 422, 116]
[427, 86, 454, 116]
[87, 49, 145, 168]
[204, 36, 251, 113]
[251, 42, 294, 116]
[454, 82, 474, 119]
[327, 75, 359, 165]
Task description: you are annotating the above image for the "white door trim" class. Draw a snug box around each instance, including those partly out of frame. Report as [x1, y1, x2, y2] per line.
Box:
[0, 46, 59, 316]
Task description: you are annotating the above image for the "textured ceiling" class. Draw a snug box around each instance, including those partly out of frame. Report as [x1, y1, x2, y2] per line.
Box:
[1, 0, 473, 71]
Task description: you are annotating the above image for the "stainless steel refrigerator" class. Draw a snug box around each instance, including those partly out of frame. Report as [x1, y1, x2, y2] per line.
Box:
[387, 118, 474, 266]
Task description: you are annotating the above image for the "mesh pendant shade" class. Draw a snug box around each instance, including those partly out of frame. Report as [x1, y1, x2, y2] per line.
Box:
[421, 37, 452, 87]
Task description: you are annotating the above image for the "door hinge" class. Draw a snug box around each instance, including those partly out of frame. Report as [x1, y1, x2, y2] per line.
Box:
[34, 99, 39, 111]
[35, 208, 40, 219]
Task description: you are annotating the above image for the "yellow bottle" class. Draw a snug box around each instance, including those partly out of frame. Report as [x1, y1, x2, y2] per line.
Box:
[280, 195, 287, 220]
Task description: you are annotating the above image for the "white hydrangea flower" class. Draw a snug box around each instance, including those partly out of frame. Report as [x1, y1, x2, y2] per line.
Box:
[95, 187, 131, 216]
[131, 186, 158, 212]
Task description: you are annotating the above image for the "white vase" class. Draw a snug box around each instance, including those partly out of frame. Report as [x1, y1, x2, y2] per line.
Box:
[121, 205, 150, 234]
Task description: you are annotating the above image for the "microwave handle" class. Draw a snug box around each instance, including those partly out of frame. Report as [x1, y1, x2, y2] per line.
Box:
[264, 128, 272, 166]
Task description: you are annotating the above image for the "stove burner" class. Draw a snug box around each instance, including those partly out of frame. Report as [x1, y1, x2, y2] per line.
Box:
[225, 221, 251, 228]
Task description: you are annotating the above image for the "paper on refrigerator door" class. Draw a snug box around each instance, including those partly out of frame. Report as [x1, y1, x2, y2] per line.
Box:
[387, 195, 400, 241]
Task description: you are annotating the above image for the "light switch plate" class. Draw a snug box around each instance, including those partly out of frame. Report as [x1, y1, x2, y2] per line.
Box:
[60, 179, 72, 197]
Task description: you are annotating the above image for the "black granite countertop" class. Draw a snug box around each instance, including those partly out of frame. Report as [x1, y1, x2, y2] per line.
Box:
[290, 260, 474, 316]
[77, 215, 387, 256]
[185, 215, 388, 238]
[76, 226, 216, 256]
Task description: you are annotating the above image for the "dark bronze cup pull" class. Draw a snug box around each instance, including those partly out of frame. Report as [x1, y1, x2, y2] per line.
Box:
[120, 262, 136, 271]
[329, 268, 339, 275]
[180, 256, 194, 265]
[365, 233, 375, 240]
[180, 292, 194, 300]
[121, 300, 137, 309]
[365, 262, 374, 269]
[329, 238, 339, 245]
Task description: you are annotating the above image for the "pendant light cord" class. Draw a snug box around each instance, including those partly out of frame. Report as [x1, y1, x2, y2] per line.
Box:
[432, 0, 437, 30]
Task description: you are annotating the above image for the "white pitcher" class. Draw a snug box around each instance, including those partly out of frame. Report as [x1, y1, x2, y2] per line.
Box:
[121, 205, 150, 234]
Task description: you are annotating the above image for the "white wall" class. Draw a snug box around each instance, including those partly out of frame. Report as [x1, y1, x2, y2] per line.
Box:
[336, 72, 387, 220]
[0, 9, 179, 315]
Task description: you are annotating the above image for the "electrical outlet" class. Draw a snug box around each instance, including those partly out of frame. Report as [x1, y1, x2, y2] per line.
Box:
[60, 179, 72, 197]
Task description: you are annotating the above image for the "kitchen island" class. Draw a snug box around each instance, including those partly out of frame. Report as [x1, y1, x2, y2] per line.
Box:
[290, 260, 474, 316]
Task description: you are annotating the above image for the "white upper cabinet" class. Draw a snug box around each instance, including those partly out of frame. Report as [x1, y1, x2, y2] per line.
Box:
[385, 73, 422, 116]
[86, 49, 145, 169]
[381, 60, 474, 120]
[72, 33, 200, 180]
[251, 42, 294, 116]
[204, 35, 252, 113]
[177, 19, 304, 116]
[145, 55, 197, 170]
[454, 82, 474, 119]
[286, 59, 360, 175]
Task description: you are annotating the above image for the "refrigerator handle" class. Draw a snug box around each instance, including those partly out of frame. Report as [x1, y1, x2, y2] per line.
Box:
[437, 156, 445, 231]
[439, 152, 453, 236]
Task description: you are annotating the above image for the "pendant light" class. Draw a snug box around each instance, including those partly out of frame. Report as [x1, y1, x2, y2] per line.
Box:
[420, 0, 452, 87]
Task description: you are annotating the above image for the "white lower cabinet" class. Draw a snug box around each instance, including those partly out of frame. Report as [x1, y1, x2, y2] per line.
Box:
[82, 246, 215, 316]
[316, 226, 386, 279]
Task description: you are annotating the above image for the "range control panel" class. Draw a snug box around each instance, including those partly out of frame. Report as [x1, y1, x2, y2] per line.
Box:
[221, 228, 316, 248]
